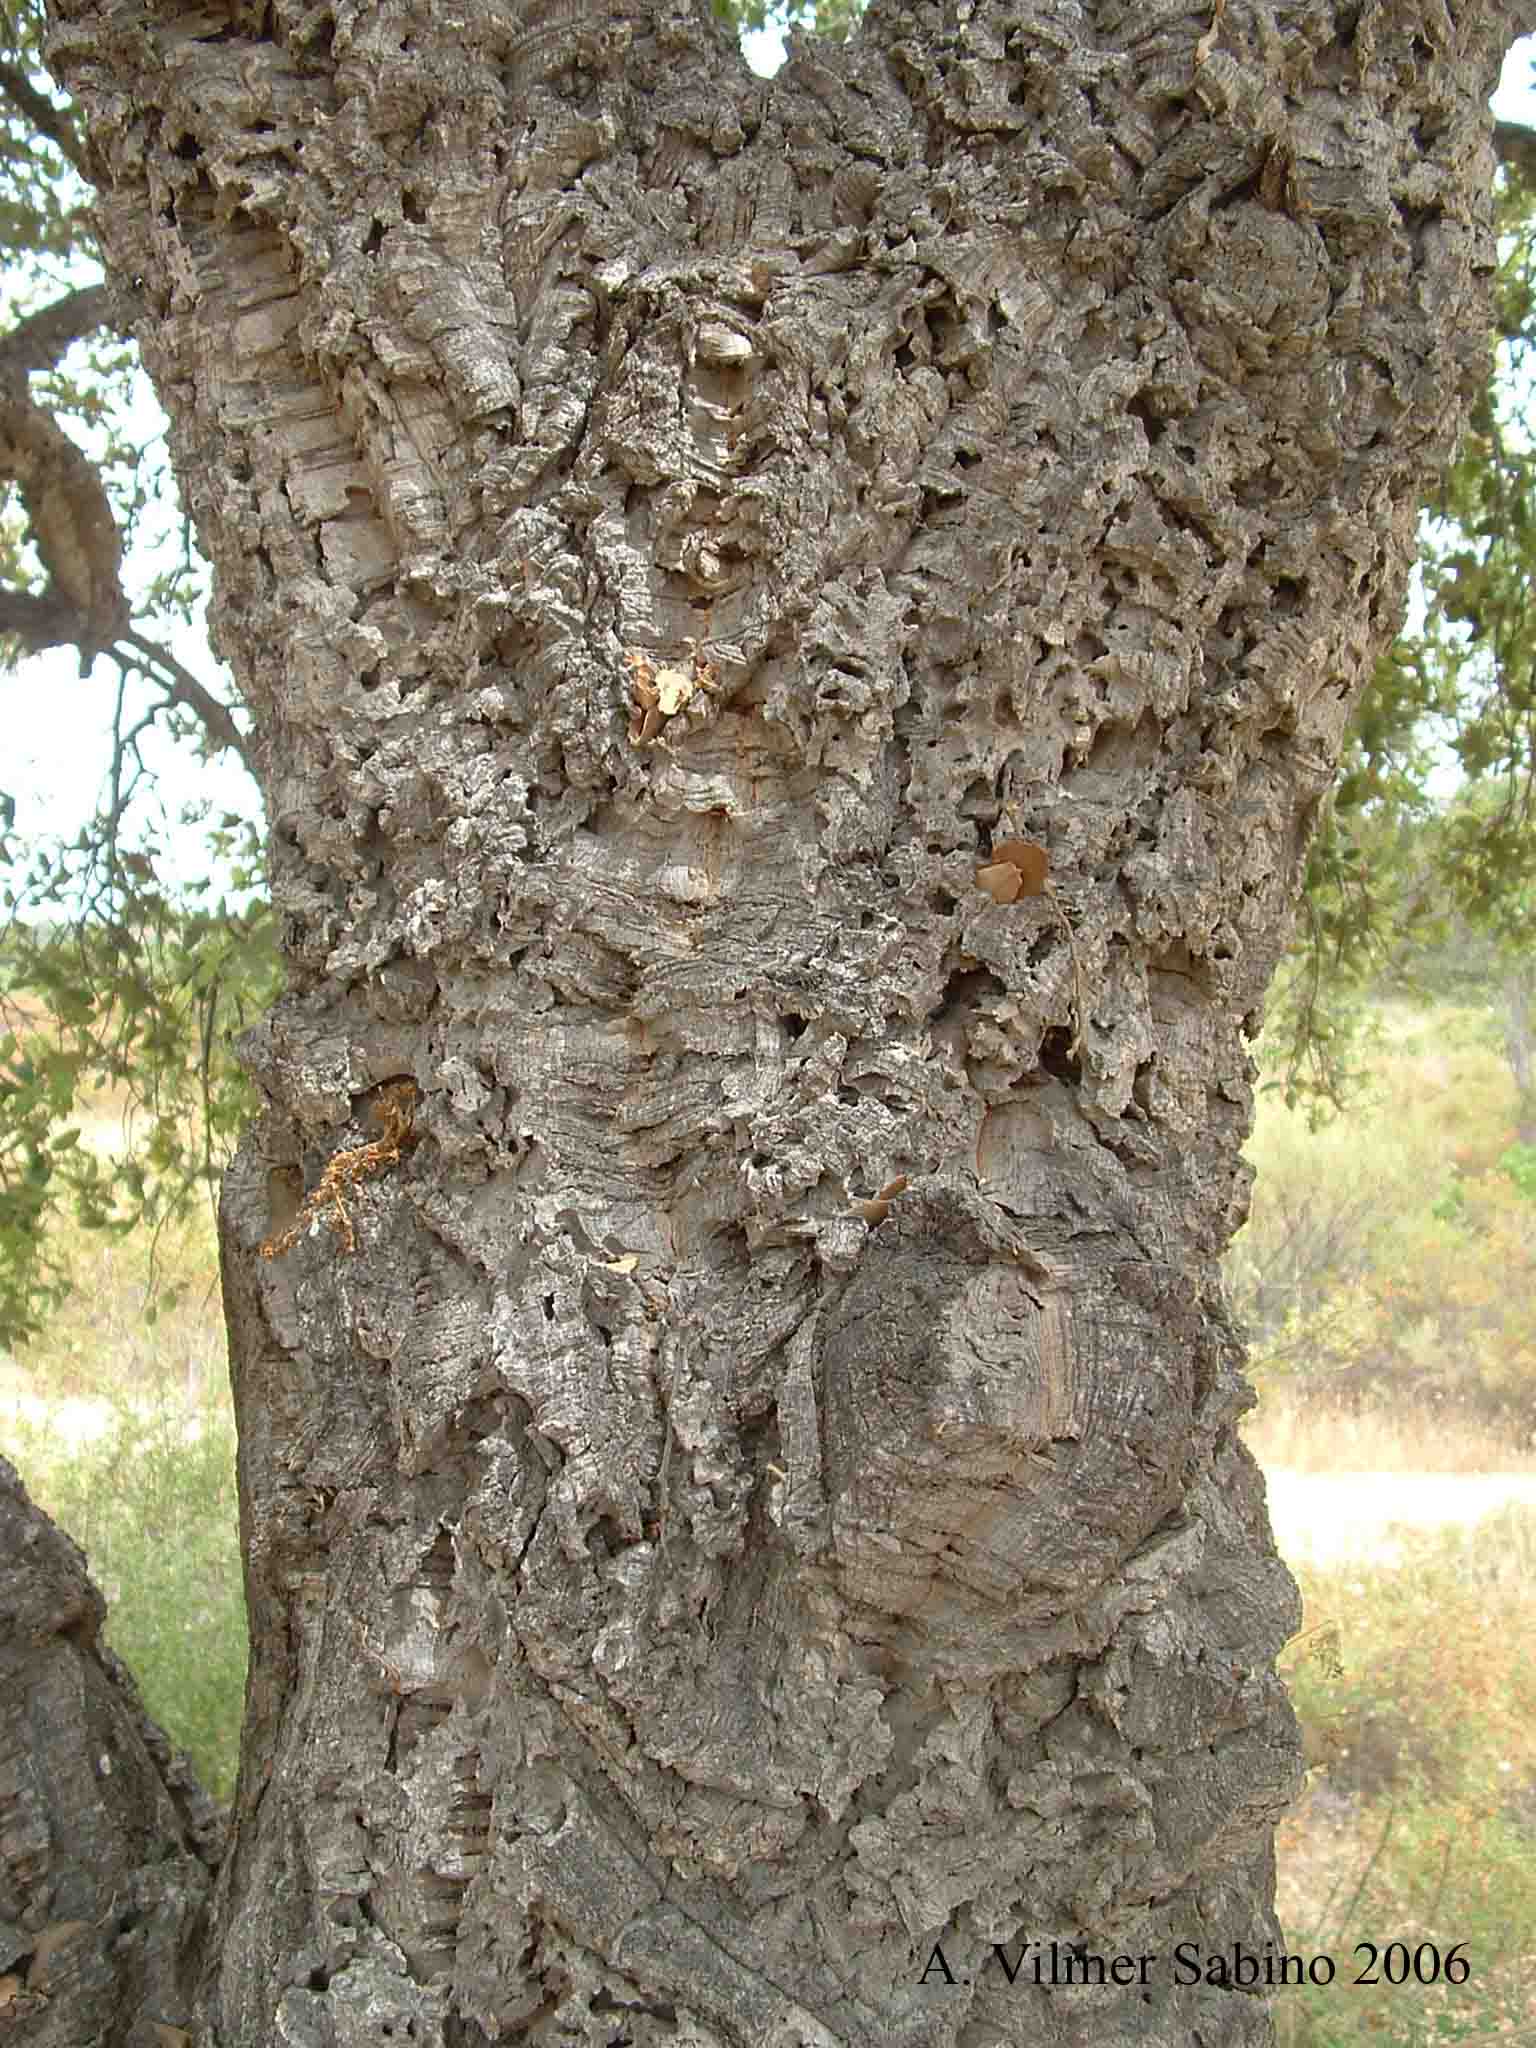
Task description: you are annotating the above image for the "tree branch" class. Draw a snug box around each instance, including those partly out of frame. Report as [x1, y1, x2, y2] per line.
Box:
[0, 286, 248, 768]
[0, 599, 253, 771]
[120, 625, 253, 772]
[0, 282, 115, 379]
[0, 583, 91, 651]
[0, 382, 128, 666]
[0, 60, 88, 179]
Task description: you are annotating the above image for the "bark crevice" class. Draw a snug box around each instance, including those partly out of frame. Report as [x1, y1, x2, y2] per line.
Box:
[39, 0, 1535, 2038]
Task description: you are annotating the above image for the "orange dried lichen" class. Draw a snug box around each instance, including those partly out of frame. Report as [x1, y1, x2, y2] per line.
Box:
[850, 1175, 910, 1225]
[975, 827, 1087, 1058]
[625, 641, 719, 745]
[259, 1078, 419, 1260]
[975, 838, 1050, 904]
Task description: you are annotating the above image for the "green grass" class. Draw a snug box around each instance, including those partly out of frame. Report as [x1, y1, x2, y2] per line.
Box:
[14, 1393, 246, 1805]
[3, 1200, 246, 1805]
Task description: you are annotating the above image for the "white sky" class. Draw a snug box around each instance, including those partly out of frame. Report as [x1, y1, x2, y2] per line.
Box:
[6, 32, 1535, 899]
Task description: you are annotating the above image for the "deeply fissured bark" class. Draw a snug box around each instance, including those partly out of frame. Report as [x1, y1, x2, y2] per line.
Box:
[43, 0, 1534, 2041]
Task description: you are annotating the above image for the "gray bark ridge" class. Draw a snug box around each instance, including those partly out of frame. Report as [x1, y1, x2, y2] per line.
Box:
[45, 0, 1534, 2041]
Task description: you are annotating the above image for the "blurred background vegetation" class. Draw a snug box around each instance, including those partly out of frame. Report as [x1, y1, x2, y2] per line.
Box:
[4, 1, 1536, 2039]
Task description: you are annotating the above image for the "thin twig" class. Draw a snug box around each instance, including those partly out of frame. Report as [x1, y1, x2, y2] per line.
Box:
[119, 627, 252, 770]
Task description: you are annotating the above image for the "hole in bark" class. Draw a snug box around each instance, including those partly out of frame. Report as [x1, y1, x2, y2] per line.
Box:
[1038, 1027, 1080, 1084]
[363, 218, 387, 256]
[591, 1988, 678, 2024]
[308, 1965, 332, 1991]
[403, 188, 428, 224]
[541, 1294, 556, 1321]
[933, 965, 1003, 1025]
[783, 1012, 807, 1039]
[173, 133, 203, 160]
[837, 1086, 860, 1105]
[422, 1530, 456, 1586]
[1127, 392, 1163, 443]
[931, 888, 958, 915]
[1101, 1126, 1156, 1172]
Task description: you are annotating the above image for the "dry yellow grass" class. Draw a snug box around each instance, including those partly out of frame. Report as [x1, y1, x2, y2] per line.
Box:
[1243, 1397, 1536, 1474]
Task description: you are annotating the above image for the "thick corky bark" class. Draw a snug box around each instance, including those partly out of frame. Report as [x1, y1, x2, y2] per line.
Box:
[42, 0, 1535, 2042]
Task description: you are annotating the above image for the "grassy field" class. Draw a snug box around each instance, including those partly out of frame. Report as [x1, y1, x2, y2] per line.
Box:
[4, 995, 1536, 2038]
[0, 1203, 244, 1804]
[1234, 999, 1536, 2043]
[1234, 998, 1536, 1470]
[1268, 1514, 1536, 2045]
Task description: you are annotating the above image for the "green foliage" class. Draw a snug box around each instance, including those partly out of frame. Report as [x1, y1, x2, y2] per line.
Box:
[1, 0, 268, 1340]
[1498, 1141, 1536, 1198]
[0, 0, 85, 268]
[1415, 171, 1536, 881]
[0, 1020, 74, 1340]
[1268, 160, 1536, 1120]
[0, 813, 279, 1348]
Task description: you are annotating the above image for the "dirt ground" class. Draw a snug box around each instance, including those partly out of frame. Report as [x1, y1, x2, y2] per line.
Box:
[1263, 1468, 1536, 1568]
